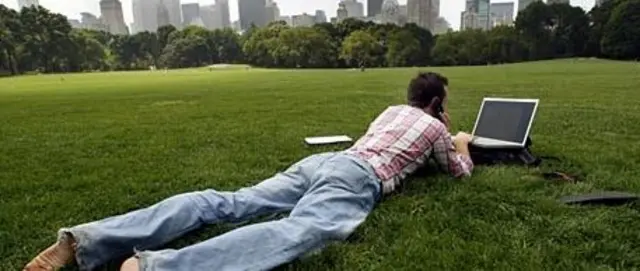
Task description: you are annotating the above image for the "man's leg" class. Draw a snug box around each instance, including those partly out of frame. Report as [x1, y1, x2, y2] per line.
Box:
[24, 153, 334, 271]
[132, 154, 381, 271]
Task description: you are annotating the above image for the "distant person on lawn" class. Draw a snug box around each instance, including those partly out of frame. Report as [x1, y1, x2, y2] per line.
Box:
[25, 72, 474, 271]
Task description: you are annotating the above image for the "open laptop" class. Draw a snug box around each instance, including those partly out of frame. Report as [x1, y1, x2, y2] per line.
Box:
[469, 98, 539, 149]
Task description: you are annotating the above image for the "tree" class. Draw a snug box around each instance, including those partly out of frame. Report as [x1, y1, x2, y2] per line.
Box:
[486, 25, 526, 64]
[515, 1, 554, 60]
[64, 30, 108, 72]
[0, 5, 22, 75]
[585, 0, 624, 57]
[340, 30, 381, 70]
[242, 23, 289, 67]
[160, 35, 211, 68]
[211, 28, 243, 64]
[401, 23, 435, 65]
[157, 24, 177, 51]
[386, 29, 421, 67]
[431, 32, 461, 66]
[548, 3, 590, 57]
[271, 27, 336, 68]
[18, 5, 73, 73]
[601, 0, 640, 59]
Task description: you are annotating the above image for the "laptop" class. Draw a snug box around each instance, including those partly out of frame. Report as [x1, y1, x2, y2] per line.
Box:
[470, 98, 539, 149]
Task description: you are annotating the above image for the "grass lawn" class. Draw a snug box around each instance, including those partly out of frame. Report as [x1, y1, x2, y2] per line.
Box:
[1, 59, 640, 270]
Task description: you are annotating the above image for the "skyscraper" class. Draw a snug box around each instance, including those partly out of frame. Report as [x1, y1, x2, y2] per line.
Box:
[315, 10, 327, 23]
[182, 3, 200, 26]
[100, 0, 129, 35]
[238, 0, 266, 30]
[547, 0, 569, 4]
[462, 0, 490, 30]
[200, 1, 230, 30]
[368, 0, 384, 17]
[340, 0, 365, 18]
[337, 3, 348, 21]
[80, 12, 109, 32]
[292, 13, 315, 27]
[156, 2, 171, 27]
[265, 0, 280, 24]
[407, 0, 439, 31]
[159, 0, 182, 28]
[491, 2, 514, 26]
[518, 0, 537, 11]
[132, 0, 183, 33]
[200, 4, 219, 29]
[17, 0, 38, 9]
[381, 0, 401, 25]
[216, 0, 231, 28]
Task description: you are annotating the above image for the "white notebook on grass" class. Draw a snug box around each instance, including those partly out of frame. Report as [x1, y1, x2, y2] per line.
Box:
[304, 135, 353, 145]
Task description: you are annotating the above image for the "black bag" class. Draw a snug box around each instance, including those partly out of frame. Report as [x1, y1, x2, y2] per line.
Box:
[469, 137, 541, 167]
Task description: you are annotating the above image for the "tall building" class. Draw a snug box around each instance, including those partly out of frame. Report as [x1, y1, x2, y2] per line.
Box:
[518, 0, 537, 11]
[17, 0, 38, 9]
[238, 0, 267, 30]
[80, 12, 109, 32]
[201, 4, 219, 29]
[265, 0, 280, 24]
[199, 1, 229, 30]
[292, 13, 316, 27]
[368, 0, 384, 17]
[159, 0, 182, 28]
[340, 0, 365, 18]
[278, 15, 293, 25]
[132, 0, 160, 32]
[433, 17, 450, 34]
[157, 3, 171, 28]
[216, 0, 231, 28]
[381, 0, 401, 25]
[491, 2, 514, 26]
[407, 0, 439, 31]
[100, 0, 129, 35]
[337, 3, 349, 21]
[315, 10, 327, 23]
[182, 3, 200, 26]
[133, 0, 183, 33]
[462, 0, 490, 30]
[547, 0, 569, 4]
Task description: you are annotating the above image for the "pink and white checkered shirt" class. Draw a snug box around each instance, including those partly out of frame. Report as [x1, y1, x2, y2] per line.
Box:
[346, 105, 474, 194]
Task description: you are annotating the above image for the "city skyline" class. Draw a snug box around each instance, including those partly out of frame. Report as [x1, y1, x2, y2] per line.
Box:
[0, 0, 597, 30]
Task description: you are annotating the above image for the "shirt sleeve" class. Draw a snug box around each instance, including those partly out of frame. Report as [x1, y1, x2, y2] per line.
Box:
[430, 125, 474, 178]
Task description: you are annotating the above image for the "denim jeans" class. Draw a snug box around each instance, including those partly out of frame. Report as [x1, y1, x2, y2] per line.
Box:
[59, 152, 382, 271]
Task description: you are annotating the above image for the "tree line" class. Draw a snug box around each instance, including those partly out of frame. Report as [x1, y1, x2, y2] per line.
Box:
[1, 0, 639, 76]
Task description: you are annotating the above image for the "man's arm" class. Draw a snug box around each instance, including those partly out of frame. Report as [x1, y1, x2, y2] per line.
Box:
[432, 128, 474, 178]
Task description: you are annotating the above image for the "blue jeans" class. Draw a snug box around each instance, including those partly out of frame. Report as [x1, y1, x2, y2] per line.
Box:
[60, 152, 382, 271]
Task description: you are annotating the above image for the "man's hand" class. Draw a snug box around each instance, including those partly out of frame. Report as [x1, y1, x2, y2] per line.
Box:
[452, 132, 472, 157]
[453, 132, 472, 144]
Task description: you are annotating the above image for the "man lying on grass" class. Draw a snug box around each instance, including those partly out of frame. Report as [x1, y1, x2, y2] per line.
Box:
[25, 72, 474, 271]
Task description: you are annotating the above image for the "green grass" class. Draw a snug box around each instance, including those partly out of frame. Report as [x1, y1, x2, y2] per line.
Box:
[2, 59, 640, 270]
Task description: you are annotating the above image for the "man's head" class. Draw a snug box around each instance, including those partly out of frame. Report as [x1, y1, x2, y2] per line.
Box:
[407, 72, 449, 116]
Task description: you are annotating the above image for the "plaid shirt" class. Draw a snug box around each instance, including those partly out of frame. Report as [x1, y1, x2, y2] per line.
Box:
[346, 105, 474, 194]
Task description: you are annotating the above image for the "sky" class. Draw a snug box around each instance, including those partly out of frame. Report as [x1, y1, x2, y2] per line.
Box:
[0, 0, 596, 30]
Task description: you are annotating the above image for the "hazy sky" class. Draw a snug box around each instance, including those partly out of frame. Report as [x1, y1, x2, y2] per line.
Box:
[0, 0, 596, 30]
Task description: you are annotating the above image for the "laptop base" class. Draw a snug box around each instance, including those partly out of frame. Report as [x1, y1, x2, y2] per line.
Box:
[469, 137, 541, 167]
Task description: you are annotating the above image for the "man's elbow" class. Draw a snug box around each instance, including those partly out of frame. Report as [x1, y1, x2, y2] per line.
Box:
[451, 163, 474, 178]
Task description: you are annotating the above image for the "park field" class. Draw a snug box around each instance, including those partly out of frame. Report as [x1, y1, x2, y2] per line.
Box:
[1, 59, 640, 270]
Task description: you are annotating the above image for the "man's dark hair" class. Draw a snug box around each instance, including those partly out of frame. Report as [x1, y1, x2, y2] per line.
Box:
[407, 72, 449, 108]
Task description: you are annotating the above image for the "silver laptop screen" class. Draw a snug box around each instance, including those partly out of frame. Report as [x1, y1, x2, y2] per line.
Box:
[474, 100, 536, 144]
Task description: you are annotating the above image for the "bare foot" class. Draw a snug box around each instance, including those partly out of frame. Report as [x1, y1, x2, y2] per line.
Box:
[23, 235, 76, 271]
[120, 257, 139, 271]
